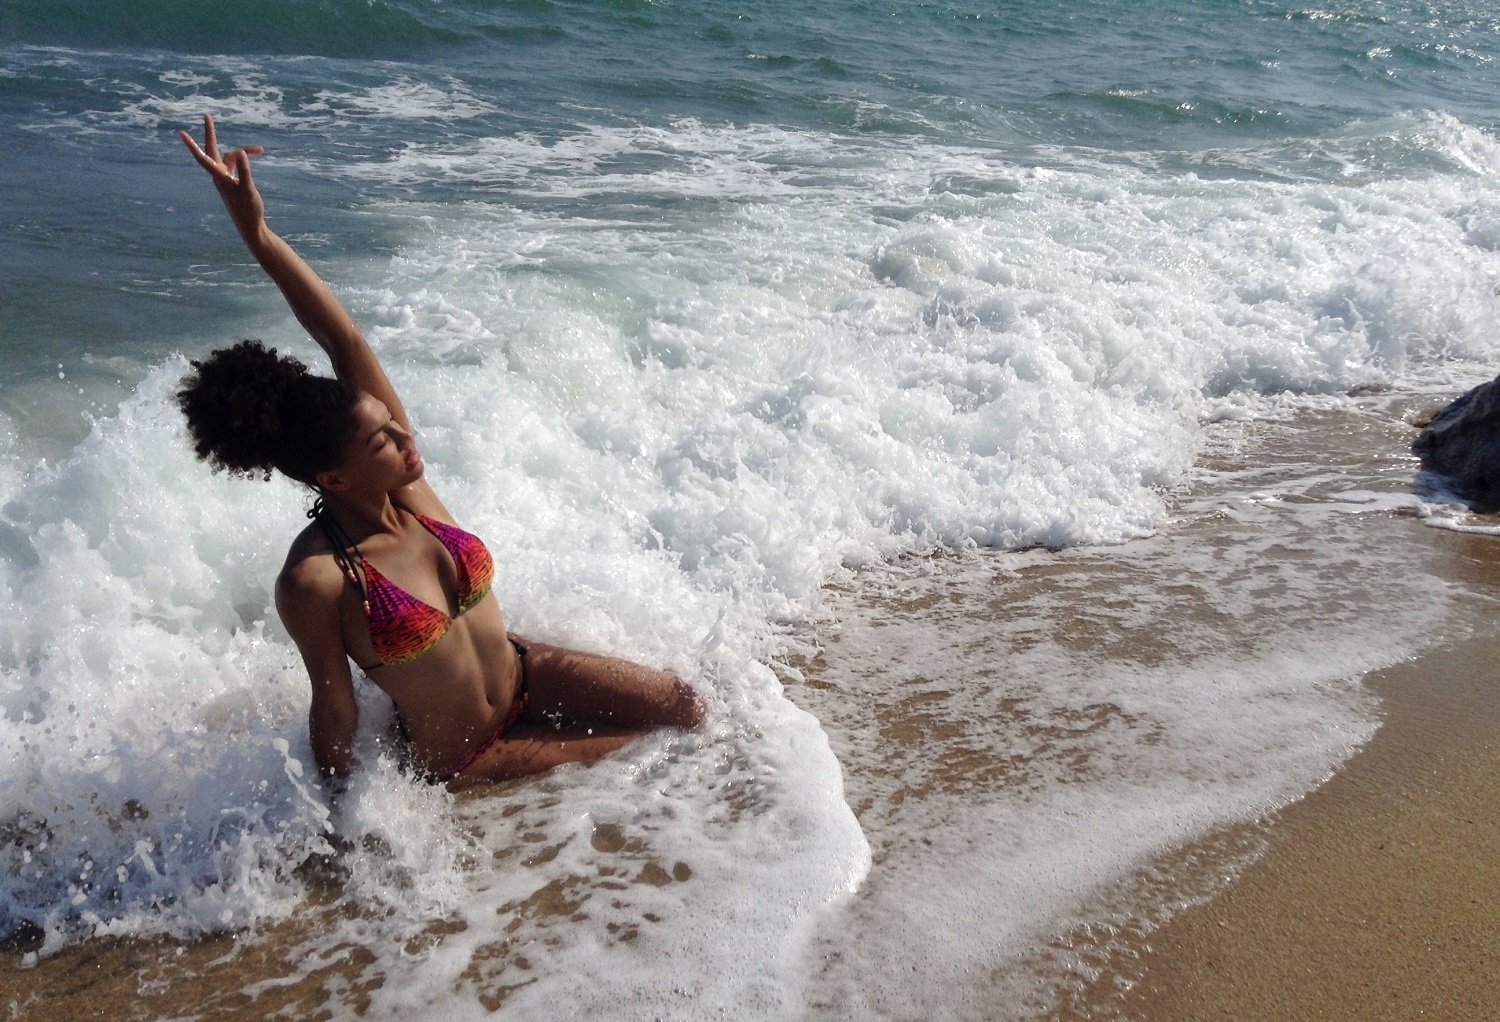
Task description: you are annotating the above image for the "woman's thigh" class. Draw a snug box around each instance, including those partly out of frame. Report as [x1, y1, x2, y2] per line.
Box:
[448, 723, 642, 789]
[515, 639, 705, 730]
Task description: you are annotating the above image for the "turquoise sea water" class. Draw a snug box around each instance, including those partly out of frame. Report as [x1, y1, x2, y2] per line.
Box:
[7, 0, 1500, 396]
[8, 0, 1500, 410]
[5, 1, 1500, 1017]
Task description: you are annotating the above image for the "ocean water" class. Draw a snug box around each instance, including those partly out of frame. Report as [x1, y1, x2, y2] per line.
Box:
[5, 0, 1500, 1017]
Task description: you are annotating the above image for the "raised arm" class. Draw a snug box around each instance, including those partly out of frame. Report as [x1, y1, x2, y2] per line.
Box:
[179, 114, 412, 433]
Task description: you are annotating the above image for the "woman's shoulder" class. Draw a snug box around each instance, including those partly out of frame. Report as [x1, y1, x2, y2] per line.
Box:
[276, 522, 347, 602]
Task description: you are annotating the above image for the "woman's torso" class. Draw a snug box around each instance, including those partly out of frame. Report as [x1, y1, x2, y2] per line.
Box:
[289, 506, 521, 776]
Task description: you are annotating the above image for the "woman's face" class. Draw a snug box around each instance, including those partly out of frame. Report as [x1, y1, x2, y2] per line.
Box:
[332, 392, 423, 493]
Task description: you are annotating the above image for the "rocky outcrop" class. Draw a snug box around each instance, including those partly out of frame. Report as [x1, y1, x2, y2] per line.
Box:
[1413, 374, 1500, 511]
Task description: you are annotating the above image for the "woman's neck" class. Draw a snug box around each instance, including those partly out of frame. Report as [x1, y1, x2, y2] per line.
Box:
[317, 489, 402, 539]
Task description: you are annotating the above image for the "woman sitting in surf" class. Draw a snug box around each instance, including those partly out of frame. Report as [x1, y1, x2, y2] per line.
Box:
[176, 114, 705, 789]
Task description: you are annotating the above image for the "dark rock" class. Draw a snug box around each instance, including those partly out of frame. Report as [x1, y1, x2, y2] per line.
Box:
[1413, 374, 1500, 511]
[0, 918, 44, 955]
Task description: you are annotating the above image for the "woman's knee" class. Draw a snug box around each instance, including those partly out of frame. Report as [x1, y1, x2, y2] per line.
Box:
[665, 675, 707, 729]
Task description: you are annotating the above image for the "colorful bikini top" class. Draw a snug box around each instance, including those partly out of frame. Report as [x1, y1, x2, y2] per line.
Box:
[311, 501, 495, 668]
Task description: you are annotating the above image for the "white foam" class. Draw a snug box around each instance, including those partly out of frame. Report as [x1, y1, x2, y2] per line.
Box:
[0, 366, 871, 1012]
[309, 77, 497, 123]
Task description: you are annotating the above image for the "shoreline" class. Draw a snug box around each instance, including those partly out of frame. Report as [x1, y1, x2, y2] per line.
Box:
[1106, 554, 1500, 1020]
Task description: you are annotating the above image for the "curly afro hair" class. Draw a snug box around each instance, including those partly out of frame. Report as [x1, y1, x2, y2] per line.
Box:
[177, 340, 361, 486]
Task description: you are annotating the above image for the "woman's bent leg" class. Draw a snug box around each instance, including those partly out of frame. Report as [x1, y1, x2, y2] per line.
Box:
[514, 639, 706, 730]
[447, 723, 643, 789]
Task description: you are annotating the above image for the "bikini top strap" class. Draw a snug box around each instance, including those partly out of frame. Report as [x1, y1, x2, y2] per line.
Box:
[308, 497, 368, 606]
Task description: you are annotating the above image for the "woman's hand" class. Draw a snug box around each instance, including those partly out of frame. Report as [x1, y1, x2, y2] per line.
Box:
[179, 112, 267, 239]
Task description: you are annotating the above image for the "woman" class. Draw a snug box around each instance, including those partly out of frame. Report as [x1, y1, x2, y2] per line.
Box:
[176, 115, 704, 790]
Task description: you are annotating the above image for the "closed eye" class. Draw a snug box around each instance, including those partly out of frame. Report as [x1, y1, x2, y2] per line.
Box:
[367, 420, 396, 450]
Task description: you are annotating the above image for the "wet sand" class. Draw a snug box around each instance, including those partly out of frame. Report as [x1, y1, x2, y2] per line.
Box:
[785, 398, 1500, 1020]
[0, 889, 379, 1021]
[1056, 405, 1500, 1021]
[1104, 629, 1500, 1022]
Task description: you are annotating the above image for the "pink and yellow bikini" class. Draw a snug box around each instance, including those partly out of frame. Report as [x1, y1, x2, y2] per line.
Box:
[354, 510, 495, 667]
[311, 501, 525, 776]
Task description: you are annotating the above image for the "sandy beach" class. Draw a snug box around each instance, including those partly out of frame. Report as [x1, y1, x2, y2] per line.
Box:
[1108, 615, 1500, 1021]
